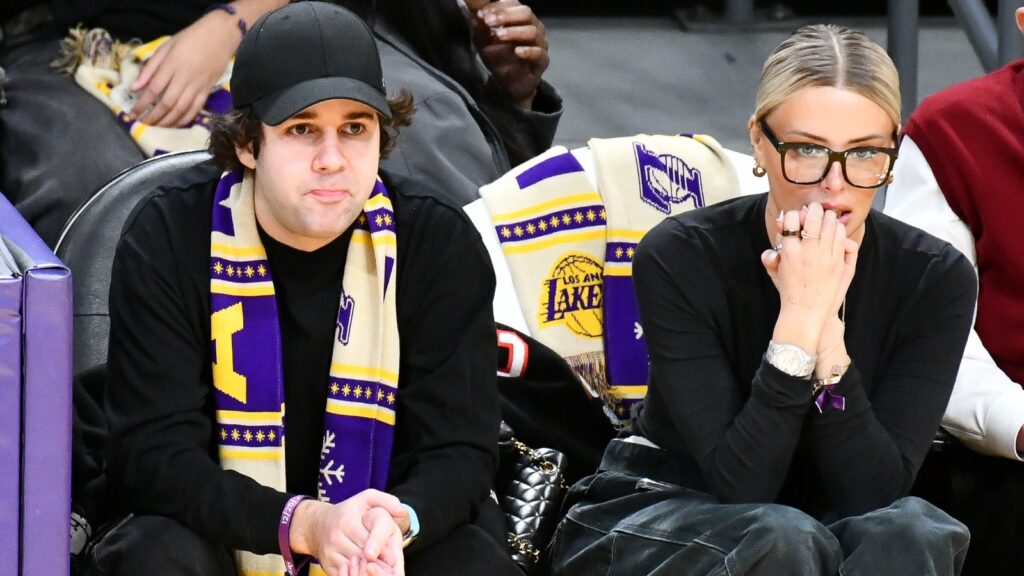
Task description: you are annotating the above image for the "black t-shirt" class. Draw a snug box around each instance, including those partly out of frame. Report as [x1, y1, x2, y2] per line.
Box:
[49, 0, 219, 42]
[631, 193, 977, 519]
[105, 160, 499, 553]
[2, 0, 42, 23]
[256, 224, 353, 498]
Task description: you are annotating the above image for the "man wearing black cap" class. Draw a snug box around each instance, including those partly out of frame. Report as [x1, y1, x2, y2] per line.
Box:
[95, 3, 520, 575]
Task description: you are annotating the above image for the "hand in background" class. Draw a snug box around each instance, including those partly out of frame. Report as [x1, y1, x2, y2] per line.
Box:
[129, 11, 239, 127]
[469, 0, 550, 109]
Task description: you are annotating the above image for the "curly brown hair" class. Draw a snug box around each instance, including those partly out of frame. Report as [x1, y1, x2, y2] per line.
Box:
[208, 89, 415, 171]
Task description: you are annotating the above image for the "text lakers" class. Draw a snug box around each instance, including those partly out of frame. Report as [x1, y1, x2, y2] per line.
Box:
[540, 253, 604, 338]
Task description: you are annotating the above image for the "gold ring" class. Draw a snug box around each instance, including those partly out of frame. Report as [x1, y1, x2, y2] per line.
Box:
[780, 229, 801, 238]
[800, 230, 820, 240]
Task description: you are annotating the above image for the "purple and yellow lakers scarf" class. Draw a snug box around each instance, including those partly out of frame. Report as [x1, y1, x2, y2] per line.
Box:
[480, 135, 739, 426]
[210, 169, 399, 576]
[60, 30, 231, 156]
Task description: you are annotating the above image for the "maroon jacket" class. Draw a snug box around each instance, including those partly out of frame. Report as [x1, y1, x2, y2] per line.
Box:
[903, 59, 1024, 384]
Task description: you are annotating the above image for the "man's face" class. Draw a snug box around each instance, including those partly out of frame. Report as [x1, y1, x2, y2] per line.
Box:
[237, 99, 381, 252]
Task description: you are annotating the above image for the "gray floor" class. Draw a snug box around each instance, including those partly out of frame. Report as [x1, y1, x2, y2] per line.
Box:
[543, 16, 987, 152]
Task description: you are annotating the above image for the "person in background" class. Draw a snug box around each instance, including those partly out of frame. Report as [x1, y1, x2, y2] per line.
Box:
[333, 0, 562, 206]
[884, 6, 1024, 574]
[550, 24, 976, 576]
[0, 0, 285, 246]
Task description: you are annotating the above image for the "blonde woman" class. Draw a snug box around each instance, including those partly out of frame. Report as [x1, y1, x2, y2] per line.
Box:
[549, 25, 975, 576]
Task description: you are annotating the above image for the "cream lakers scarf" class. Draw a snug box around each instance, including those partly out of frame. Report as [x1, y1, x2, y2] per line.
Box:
[210, 169, 400, 576]
[57, 28, 231, 156]
[480, 135, 739, 425]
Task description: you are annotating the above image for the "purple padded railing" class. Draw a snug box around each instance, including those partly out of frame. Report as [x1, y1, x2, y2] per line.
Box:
[0, 253, 22, 576]
[0, 193, 72, 576]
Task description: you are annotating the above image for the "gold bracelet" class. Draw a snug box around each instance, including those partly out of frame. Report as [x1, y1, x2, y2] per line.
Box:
[812, 361, 851, 395]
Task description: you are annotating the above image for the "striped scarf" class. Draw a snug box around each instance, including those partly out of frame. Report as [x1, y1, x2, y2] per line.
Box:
[60, 29, 231, 156]
[210, 169, 399, 575]
[481, 134, 739, 425]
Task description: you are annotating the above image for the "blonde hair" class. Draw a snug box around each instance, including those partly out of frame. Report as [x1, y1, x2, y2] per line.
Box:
[755, 24, 901, 130]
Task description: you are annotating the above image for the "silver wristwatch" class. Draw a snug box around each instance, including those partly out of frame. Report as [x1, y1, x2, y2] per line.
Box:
[766, 341, 816, 378]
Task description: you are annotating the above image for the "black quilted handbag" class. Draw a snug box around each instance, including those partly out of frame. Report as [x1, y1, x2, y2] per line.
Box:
[497, 421, 569, 574]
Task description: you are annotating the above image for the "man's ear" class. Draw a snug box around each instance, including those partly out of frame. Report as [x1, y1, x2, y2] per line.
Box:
[236, 143, 257, 170]
[1016, 7, 1024, 37]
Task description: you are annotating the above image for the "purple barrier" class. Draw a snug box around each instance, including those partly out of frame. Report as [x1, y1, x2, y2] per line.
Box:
[0, 258, 22, 576]
[0, 193, 72, 576]
[22, 267, 72, 576]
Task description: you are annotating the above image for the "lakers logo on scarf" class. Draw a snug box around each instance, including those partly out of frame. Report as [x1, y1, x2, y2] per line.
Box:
[210, 169, 400, 576]
[635, 142, 705, 213]
[483, 149, 609, 411]
[541, 254, 604, 337]
[481, 136, 739, 426]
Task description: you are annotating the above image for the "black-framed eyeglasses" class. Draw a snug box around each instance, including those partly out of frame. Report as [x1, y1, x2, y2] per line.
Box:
[759, 120, 898, 189]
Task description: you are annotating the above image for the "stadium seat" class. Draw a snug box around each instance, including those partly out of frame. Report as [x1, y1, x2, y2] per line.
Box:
[56, 151, 213, 377]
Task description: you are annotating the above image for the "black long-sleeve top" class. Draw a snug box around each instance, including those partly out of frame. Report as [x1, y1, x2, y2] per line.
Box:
[104, 160, 499, 553]
[632, 193, 977, 519]
[51, 1, 221, 42]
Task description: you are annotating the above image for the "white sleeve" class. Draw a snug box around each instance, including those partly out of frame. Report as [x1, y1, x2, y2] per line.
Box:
[885, 136, 1024, 460]
[463, 199, 531, 335]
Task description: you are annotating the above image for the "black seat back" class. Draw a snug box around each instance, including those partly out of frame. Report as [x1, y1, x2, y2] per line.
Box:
[55, 151, 213, 376]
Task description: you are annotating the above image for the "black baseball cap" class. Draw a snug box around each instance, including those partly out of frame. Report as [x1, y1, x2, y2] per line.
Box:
[231, 1, 390, 125]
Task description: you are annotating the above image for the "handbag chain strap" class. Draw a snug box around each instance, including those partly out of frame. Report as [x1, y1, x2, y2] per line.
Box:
[508, 534, 542, 563]
[510, 438, 568, 488]
[510, 438, 556, 473]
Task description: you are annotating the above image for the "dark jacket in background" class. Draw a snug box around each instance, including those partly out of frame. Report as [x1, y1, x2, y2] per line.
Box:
[375, 18, 562, 206]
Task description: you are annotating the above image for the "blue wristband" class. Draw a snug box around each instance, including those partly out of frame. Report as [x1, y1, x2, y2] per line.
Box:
[400, 503, 420, 548]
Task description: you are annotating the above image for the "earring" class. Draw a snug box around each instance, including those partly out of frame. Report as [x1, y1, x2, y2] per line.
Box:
[885, 174, 894, 185]
[752, 164, 766, 177]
